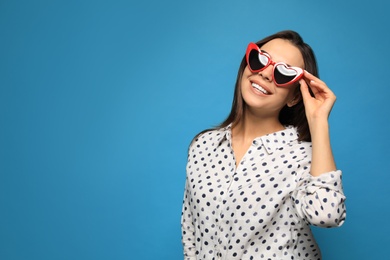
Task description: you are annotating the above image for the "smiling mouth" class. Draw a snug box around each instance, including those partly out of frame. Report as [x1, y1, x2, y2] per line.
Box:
[251, 82, 269, 95]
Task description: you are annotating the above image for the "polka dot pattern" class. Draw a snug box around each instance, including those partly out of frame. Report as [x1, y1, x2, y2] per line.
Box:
[181, 125, 346, 260]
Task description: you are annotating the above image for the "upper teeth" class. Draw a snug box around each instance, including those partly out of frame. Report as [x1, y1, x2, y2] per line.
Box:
[252, 83, 268, 94]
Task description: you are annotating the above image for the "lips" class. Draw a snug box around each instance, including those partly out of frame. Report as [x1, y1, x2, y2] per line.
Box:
[251, 82, 271, 95]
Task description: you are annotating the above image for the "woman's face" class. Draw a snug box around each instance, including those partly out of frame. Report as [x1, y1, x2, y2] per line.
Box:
[241, 38, 304, 117]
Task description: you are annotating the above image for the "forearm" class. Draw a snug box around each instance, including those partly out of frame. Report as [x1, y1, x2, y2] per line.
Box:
[309, 119, 336, 177]
[294, 169, 346, 227]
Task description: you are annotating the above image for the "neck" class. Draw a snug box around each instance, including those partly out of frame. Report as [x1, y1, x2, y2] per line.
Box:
[232, 108, 285, 142]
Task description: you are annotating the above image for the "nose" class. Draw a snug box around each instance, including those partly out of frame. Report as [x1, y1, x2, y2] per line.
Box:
[258, 64, 274, 83]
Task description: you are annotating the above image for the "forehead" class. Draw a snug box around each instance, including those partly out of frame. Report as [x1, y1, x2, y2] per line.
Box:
[261, 38, 304, 68]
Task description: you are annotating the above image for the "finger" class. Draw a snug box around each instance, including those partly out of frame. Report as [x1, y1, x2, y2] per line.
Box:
[309, 79, 335, 100]
[300, 77, 320, 100]
[299, 79, 312, 101]
[307, 80, 322, 97]
[303, 70, 325, 85]
[304, 70, 333, 92]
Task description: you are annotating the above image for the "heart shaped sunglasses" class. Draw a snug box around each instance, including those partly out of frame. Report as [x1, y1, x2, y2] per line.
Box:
[245, 42, 304, 87]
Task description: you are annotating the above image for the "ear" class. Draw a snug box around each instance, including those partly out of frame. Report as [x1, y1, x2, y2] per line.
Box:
[287, 89, 302, 107]
[287, 98, 300, 107]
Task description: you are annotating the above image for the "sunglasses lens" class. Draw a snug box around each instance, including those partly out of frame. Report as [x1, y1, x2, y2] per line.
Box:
[248, 50, 269, 71]
[274, 64, 298, 85]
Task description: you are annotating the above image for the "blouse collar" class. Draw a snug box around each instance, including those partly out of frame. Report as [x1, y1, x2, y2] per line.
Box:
[216, 124, 301, 155]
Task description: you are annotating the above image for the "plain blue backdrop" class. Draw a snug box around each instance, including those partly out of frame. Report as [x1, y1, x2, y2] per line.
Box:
[1, 0, 390, 259]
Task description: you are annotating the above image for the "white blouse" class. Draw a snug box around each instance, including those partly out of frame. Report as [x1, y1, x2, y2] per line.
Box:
[181, 125, 346, 260]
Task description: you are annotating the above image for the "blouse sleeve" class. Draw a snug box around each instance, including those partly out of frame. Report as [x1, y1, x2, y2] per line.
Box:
[181, 177, 197, 260]
[291, 169, 347, 228]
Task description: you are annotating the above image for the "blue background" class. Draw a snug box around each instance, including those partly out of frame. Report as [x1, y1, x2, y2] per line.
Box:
[1, 0, 389, 259]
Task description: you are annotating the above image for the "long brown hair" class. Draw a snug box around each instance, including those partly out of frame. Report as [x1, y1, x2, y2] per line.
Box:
[215, 30, 318, 142]
[194, 30, 318, 143]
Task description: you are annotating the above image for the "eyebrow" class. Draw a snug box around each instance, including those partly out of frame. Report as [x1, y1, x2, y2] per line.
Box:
[260, 49, 293, 67]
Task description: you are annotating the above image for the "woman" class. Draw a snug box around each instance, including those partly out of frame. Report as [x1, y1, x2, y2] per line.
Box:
[181, 30, 346, 260]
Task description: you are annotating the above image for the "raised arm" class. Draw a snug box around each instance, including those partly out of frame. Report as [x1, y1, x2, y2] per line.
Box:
[300, 70, 337, 177]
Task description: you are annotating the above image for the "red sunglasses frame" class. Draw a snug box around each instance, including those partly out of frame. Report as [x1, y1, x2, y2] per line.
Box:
[245, 42, 304, 87]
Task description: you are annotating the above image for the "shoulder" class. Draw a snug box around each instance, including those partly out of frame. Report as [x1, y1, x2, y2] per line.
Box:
[188, 127, 229, 153]
[274, 126, 312, 162]
[288, 128, 312, 157]
[286, 126, 312, 149]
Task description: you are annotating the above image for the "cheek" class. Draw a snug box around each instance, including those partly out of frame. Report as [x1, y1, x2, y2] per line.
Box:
[242, 66, 252, 77]
[284, 85, 300, 101]
[240, 67, 252, 86]
[274, 85, 295, 100]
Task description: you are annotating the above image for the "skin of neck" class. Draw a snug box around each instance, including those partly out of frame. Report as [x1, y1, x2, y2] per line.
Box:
[232, 106, 285, 143]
